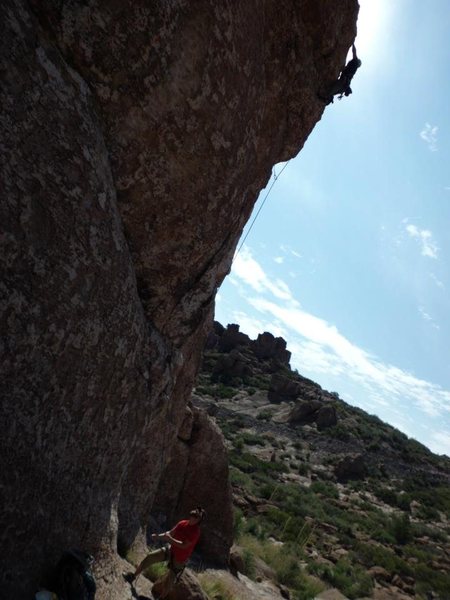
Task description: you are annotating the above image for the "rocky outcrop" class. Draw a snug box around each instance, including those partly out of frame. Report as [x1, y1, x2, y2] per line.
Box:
[289, 400, 337, 429]
[1, 0, 358, 597]
[210, 322, 291, 367]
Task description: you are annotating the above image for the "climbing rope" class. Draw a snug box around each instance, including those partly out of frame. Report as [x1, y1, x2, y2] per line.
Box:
[235, 160, 291, 257]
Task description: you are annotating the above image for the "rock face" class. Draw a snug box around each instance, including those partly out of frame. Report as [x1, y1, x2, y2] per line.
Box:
[0, 1, 358, 597]
[152, 405, 234, 564]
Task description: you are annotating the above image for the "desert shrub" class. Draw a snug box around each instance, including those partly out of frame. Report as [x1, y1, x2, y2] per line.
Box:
[298, 463, 309, 476]
[241, 548, 255, 577]
[415, 503, 440, 521]
[234, 437, 244, 450]
[244, 375, 271, 389]
[257, 409, 273, 421]
[143, 561, 167, 581]
[229, 450, 287, 475]
[351, 542, 412, 577]
[195, 384, 218, 396]
[233, 507, 245, 539]
[389, 512, 412, 545]
[371, 527, 396, 545]
[229, 466, 253, 489]
[198, 575, 237, 600]
[240, 432, 266, 446]
[374, 486, 398, 507]
[216, 384, 237, 398]
[328, 423, 352, 442]
[412, 522, 448, 543]
[404, 484, 450, 519]
[414, 562, 450, 597]
[309, 558, 373, 599]
[310, 481, 339, 499]
[292, 576, 325, 600]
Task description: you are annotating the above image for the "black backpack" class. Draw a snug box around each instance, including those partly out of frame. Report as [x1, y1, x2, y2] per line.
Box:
[53, 550, 96, 600]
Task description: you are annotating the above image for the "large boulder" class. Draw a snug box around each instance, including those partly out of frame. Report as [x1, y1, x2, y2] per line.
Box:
[217, 324, 251, 353]
[316, 405, 338, 429]
[253, 332, 291, 365]
[0, 0, 358, 596]
[334, 454, 368, 483]
[153, 406, 234, 564]
[213, 348, 252, 382]
[152, 568, 208, 600]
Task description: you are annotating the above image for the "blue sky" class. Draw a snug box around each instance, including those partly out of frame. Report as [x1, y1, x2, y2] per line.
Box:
[215, 0, 450, 456]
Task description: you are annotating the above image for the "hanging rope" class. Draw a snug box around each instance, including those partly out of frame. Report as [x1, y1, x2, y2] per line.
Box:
[235, 160, 291, 257]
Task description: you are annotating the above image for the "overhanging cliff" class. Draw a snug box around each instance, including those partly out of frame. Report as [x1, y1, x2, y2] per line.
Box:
[0, 1, 358, 597]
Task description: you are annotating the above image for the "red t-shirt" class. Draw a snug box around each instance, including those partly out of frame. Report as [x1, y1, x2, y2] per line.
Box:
[170, 519, 201, 563]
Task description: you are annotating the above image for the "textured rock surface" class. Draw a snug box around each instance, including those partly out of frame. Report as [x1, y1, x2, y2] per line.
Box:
[153, 406, 234, 564]
[152, 569, 208, 600]
[0, 0, 358, 597]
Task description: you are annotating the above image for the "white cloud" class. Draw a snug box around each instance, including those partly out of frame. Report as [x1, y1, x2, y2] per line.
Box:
[280, 244, 302, 259]
[428, 431, 450, 457]
[405, 224, 438, 259]
[419, 306, 440, 330]
[230, 248, 450, 425]
[419, 122, 438, 151]
[430, 273, 444, 289]
[233, 247, 298, 304]
[274, 256, 284, 264]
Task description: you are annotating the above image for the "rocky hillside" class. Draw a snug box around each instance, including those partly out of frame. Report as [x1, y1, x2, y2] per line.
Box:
[192, 322, 450, 600]
[1, 1, 359, 598]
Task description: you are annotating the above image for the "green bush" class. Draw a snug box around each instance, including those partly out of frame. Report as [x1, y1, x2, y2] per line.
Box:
[216, 384, 237, 398]
[309, 558, 373, 599]
[310, 481, 339, 499]
[240, 432, 266, 446]
[390, 512, 412, 545]
[198, 575, 237, 600]
[257, 409, 273, 421]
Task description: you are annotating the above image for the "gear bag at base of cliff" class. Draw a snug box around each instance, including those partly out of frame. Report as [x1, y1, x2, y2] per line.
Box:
[51, 549, 96, 600]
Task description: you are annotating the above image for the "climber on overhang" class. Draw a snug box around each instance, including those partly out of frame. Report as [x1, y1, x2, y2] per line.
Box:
[319, 44, 362, 105]
[124, 507, 206, 597]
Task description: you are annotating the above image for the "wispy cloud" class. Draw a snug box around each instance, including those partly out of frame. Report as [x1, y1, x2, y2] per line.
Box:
[430, 431, 450, 457]
[233, 247, 298, 304]
[230, 248, 450, 428]
[280, 244, 302, 259]
[430, 273, 444, 289]
[418, 306, 440, 330]
[419, 122, 438, 151]
[405, 223, 438, 259]
[274, 256, 284, 264]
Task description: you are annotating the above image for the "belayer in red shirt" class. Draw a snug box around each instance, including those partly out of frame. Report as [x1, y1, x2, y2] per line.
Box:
[125, 507, 206, 597]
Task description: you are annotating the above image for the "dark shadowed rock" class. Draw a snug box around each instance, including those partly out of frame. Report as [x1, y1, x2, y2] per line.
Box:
[289, 399, 322, 423]
[334, 454, 368, 482]
[152, 568, 208, 600]
[253, 332, 291, 365]
[269, 373, 303, 403]
[0, 0, 358, 596]
[218, 324, 252, 353]
[229, 545, 245, 576]
[153, 406, 233, 564]
[316, 405, 338, 429]
[213, 349, 253, 382]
